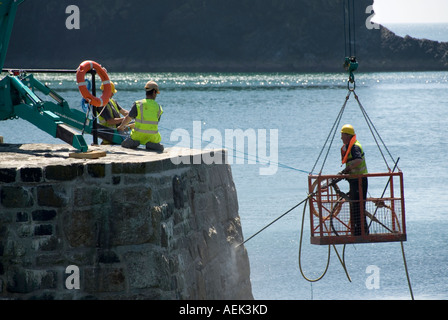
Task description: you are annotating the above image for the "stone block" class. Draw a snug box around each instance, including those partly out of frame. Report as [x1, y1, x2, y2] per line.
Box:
[35, 252, 65, 266]
[172, 175, 185, 209]
[112, 176, 121, 185]
[108, 202, 155, 246]
[63, 209, 96, 247]
[0, 186, 34, 208]
[34, 224, 53, 236]
[37, 185, 68, 207]
[98, 250, 120, 264]
[20, 168, 43, 183]
[87, 164, 106, 178]
[123, 249, 170, 290]
[44, 164, 84, 181]
[84, 266, 126, 293]
[32, 236, 60, 252]
[111, 162, 146, 175]
[74, 186, 109, 207]
[16, 212, 29, 222]
[6, 267, 57, 293]
[32, 210, 57, 222]
[113, 186, 152, 205]
[0, 169, 16, 183]
[17, 224, 33, 238]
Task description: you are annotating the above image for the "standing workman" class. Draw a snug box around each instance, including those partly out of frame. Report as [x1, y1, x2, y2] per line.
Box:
[340, 124, 369, 236]
[98, 81, 129, 145]
[117, 80, 164, 152]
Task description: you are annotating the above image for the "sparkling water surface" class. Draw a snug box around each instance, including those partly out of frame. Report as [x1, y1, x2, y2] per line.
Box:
[1, 70, 447, 300]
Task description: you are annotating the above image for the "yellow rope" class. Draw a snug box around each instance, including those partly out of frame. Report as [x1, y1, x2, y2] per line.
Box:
[298, 199, 331, 282]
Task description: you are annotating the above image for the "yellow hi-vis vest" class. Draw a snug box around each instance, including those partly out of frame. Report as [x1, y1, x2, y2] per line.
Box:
[98, 99, 121, 129]
[130, 99, 163, 144]
[345, 140, 368, 175]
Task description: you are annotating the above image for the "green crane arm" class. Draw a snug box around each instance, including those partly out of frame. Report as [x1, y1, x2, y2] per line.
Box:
[1, 73, 125, 151]
[3, 74, 90, 152]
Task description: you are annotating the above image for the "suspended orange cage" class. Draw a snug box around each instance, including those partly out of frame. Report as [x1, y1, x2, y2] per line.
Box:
[308, 172, 407, 245]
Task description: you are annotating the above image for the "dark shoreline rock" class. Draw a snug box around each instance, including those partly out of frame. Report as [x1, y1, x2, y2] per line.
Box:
[4, 0, 448, 73]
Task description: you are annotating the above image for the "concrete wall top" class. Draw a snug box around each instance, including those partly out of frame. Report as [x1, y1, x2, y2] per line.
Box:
[0, 144, 224, 169]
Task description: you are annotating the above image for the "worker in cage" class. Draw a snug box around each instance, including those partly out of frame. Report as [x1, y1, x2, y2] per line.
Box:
[340, 124, 369, 236]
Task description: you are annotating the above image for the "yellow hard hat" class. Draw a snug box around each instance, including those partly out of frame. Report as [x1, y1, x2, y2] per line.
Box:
[341, 124, 355, 136]
[101, 81, 117, 94]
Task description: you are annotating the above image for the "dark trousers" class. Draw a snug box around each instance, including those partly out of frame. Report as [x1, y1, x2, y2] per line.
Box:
[348, 177, 368, 236]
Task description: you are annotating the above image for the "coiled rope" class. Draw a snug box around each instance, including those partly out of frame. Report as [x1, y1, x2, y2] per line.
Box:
[298, 196, 352, 283]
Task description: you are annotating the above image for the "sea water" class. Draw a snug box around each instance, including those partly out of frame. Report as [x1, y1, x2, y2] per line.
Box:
[1, 70, 447, 300]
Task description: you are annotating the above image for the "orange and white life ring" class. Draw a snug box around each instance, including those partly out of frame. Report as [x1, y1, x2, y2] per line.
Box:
[76, 60, 112, 107]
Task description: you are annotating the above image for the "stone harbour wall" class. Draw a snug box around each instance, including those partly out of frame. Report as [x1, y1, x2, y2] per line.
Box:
[0, 144, 253, 300]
